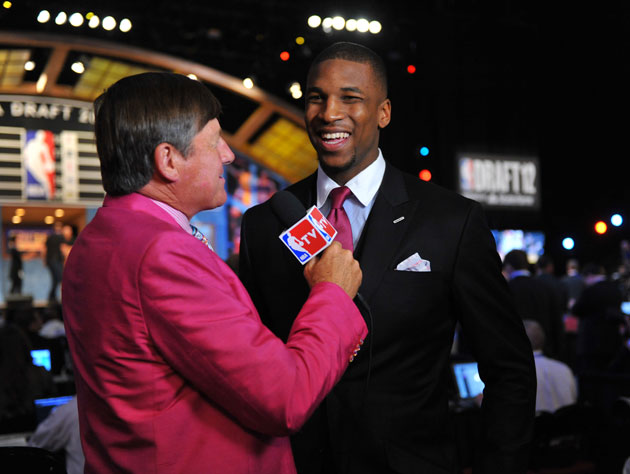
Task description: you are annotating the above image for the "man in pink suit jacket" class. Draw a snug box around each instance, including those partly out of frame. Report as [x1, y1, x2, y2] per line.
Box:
[62, 72, 367, 473]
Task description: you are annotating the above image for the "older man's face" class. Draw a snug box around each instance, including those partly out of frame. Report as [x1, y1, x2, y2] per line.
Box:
[178, 119, 234, 216]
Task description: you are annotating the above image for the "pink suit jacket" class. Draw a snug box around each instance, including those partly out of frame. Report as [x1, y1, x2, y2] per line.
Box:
[62, 193, 367, 473]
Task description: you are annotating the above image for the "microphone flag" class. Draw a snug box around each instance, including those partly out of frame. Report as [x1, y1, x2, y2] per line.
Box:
[279, 206, 338, 264]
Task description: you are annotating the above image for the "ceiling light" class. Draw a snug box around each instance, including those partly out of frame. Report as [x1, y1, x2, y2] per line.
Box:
[24, 60, 35, 71]
[102, 16, 116, 31]
[37, 10, 50, 23]
[44, 216, 55, 224]
[69, 12, 84, 27]
[356, 18, 369, 33]
[242, 77, 254, 89]
[88, 15, 99, 28]
[369, 20, 382, 34]
[71, 61, 85, 74]
[307, 15, 321, 28]
[345, 19, 357, 31]
[15, 208, 25, 216]
[332, 16, 345, 30]
[12, 216, 21, 224]
[119, 18, 132, 33]
[55, 11, 67, 25]
[54, 209, 65, 217]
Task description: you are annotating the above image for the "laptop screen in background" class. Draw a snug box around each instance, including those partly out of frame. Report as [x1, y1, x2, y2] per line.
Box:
[452, 361, 485, 399]
[33, 395, 74, 423]
[30, 349, 51, 372]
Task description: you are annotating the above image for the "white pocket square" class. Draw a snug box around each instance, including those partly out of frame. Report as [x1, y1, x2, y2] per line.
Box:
[396, 252, 431, 272]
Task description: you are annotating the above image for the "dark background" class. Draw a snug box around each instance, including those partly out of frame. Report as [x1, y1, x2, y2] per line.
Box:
[2, 0, 628, 272]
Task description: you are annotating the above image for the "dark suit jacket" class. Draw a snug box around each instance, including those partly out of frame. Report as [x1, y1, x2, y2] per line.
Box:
[240, 163, 536, 474]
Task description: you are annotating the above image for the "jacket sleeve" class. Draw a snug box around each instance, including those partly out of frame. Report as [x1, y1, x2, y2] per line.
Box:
[139, 232, 367, 437]
[452, 202, 537, 473]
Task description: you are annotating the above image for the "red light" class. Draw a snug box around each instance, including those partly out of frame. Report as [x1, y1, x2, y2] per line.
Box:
[280, 51, 290, 61]
[407, 64, 416, 74]
[595, 221, 607, 234]
[419, 169, 432, 181]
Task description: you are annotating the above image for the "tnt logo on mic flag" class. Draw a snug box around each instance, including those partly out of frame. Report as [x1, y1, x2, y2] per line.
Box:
[306, 206, 337, 243]
[279, 209, 337, 264]
[23, 130, 56, 200]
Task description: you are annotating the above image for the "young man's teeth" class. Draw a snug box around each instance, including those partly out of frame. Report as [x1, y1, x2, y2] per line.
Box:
[322, 132, 349, 140]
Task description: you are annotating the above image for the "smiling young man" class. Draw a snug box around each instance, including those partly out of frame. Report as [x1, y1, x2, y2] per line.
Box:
[62, 72, 366, 473]
[240, 42, 536, 473]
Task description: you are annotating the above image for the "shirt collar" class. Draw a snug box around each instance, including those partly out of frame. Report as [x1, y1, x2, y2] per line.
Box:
[316, 149, 385, 208]
[148, 197, 193, 234]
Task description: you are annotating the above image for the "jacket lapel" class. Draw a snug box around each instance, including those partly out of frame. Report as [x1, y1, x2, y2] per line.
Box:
[356, 164, 416, 304]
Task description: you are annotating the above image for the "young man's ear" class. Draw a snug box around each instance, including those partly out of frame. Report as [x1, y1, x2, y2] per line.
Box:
[153, 142, 181, 182]
[378, 98, 392, 129]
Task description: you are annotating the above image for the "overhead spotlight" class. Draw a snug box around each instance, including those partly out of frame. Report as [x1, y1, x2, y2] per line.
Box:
[562, 237, 575, 250]
[55, 11, 68, 25]
[322, 17, 333, 32]
[369, 20, 382, 34]
[44, 215, 55, 225]
[345, 19, 358, 31]
[187, 73, 198, 80]
[242, 77, 254, 89]
[332, 16, 345, 30]
[24, 60, 35, 71]
[102, 16, 116, 31]
[119, 18, 132, 32]
[307, 15, 322, 28]
[611, 213, 623, 227]
[12, 215, 21, 224]
[69, 12, 83, 27]
[71, 61, 85, 74]
[88, 15, 99, 28]
[54, 209, 65, 217]
[289, 82, 302, 99]
[356, 18, 369, 33]
[3, 1, 11, 9]
[15, 208, 25, 216]
[37, 10, 51, 23]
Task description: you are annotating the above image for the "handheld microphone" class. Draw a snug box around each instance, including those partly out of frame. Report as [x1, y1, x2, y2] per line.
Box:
[270, 191, 337, 264]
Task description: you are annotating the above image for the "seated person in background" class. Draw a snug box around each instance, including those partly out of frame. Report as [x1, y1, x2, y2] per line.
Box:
[28, 395, 84, 474]
[524, 319, 577, 412]
[0, 324, 55, 433]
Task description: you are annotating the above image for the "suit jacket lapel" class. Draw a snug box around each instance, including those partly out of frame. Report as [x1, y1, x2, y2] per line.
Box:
[357, 164, 416, 304]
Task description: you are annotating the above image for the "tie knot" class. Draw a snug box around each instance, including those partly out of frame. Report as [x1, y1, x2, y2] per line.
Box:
[329, 186, 352, 210]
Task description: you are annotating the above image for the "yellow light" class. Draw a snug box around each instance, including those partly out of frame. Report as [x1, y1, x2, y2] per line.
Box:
[86, 12, 94, 20]
[44, 216, 55, 225]
[12, 216, 21, 224]
[3, 1, 12, 9]
[187, 73, 198, 81]
[36, 73, 48, 93]
[88, 15, 99, 28]
[595, 221, 607, 235]
[54, 209, 65, 217]
[295, 36, 305, 45]
[15, 208, 25, 216]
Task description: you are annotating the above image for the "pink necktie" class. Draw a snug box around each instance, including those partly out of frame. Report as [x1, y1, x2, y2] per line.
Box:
[326, 186, 353, 251]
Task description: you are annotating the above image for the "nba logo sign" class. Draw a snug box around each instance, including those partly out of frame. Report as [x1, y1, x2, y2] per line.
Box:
[279, 209, 337, 264]
[23, 130, 56, 200]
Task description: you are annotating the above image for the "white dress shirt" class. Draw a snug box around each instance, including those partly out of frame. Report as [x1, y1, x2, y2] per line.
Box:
[316, 150, 386, 249]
